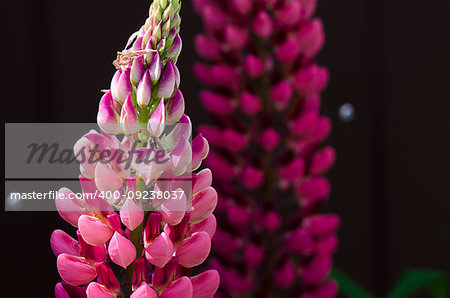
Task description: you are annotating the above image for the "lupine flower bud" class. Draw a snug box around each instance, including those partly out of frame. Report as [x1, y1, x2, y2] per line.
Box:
[224, 25, 248, 50]
[157, 61, 176, 98]
[121, 93, 139, 135]
[116, 68, 132, 103]
[137, 71, 152, 106]
[244, 54, 264, 78]
[274, 260, 296, 287]
[240, 91, 261, 115]
[253, 11, 273, 38]
[199, 91, 234, 116]
[148, 99, 166, 137]
[97, 91, 121, 135]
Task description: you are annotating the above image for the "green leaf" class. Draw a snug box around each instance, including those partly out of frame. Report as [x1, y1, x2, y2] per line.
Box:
[331, 268, 378, 298]
[387, 270, 448, 298]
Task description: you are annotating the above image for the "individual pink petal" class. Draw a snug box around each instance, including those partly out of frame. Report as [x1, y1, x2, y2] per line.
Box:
[310, 146, 336, 175]
[298, 19, 325, 59]
[286, 228, 314, 254]
[137, 71, 152, 106]
[224, 25, 248, 50]
[223, 129, 248, 152]
[110, 69, 122, 101]
[97, 91, 121, 135]
[212, 229, 239, 255]
[95, 263, 121, 293]
[190, 270, 220, 298]
[77, 231, 107, 263]
[315, 234, 339, 256]
[160, 276, 193, 298]
[231, 0, 252, 15]
[108, 232, 137, 268]
[191, 134, 209, 171]
[167, 90, 185, 123]
[227, 204, 251, 227]
[145, 232, 174, 268]
[168, 34, 182, 61]
[190, 187, 218, 223]
[241, 166, 264, 189]
[120, 93, 138, 135]
[270, 80, 293, 109]
[131, 283, 158, 298]
[120, 198, 144, 231]
[201, 5, 226, 31]
[300, 255, 332, 284]
[294, 64, 329, 95]
[240, 92, 261, 116]
[297, 177, 330, 204]
[160, 189, 187, 225]
[244, 54, 264, 78]
[157, 61, 176, 99]
[78, 215, 114, 246]
[94, 162, 123, 193]
[57, 254, 97, 286]
[277, 1, 303, 27]
[244, 243, 264, 267]
[192, 168, 212, 195]
[199, 90, 234, 116]
[303, 214, 340, 236]
[259, 128, 280, 151]
[147, 99, 166, 137]
[194, 35, 221, 61]
[187, 213, 217, 239]
[252, 11, 273, 38]
[50, 229, 81, 257]
[275, 38, 301, 63]
[274, 260, 296, 288]
[211, 64, 239, 87]
[263, 211, 281, 231]
[176, 231, 211, 268]
[54, 283, 70, 298]
[86, 282, 115, 298]
[55, 187, 88, 227]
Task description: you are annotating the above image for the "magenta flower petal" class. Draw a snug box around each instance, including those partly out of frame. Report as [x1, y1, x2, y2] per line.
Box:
[50, 229, 81, 257]
[187, 213, 217, 239]
[160, 277, 193, 298]
[108, 232, 137, 268]
[168, 34, 182, 61]
[244, 54, 264, 78]
[224, 25, 248, 50]
[86, 282, 115, 298]
[303, 214, 340, 236]
[191, 134, 209, 171]
[252, 10, 273, 38]
[145, 232, 174, 268]
[190, 270, 220, 298]
[55, 187, 88, 227]
[274, 260, 296, 288]
[54, 283, 70, 298]
[160, 189, 187, 225]
[310, 146, 336, 175]
[149, 52, 162, 84]
[298, 19, 325, 59]
[131, 283, 158, 298]
[78, 215, 113, 246]
[94, 162, 123, 193]
[120, 198, 144, 231]
[192, 168, 212, 195]
[176, 231, 211, 268]
[190, 187, 218, 223]
[57, 254, 97, 286]
[199, 91, 233, 116]
[194, 35, 221, 61]
[239, 91, 261, 116]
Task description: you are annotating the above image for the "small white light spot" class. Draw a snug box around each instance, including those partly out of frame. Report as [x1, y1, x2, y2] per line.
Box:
[339, 103, 355, 122]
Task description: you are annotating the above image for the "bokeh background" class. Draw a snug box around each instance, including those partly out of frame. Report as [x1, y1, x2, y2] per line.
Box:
[3, 0, 450, 296]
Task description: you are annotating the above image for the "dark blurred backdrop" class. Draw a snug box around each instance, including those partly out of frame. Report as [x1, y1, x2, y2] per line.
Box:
[3, 0, 450, 297]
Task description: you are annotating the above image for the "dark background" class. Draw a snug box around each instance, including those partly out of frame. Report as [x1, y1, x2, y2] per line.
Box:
[3, 0, 450, 296]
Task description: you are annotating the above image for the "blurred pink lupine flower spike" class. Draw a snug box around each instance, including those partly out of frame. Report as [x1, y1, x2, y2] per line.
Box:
[194, 0, 338, 295]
